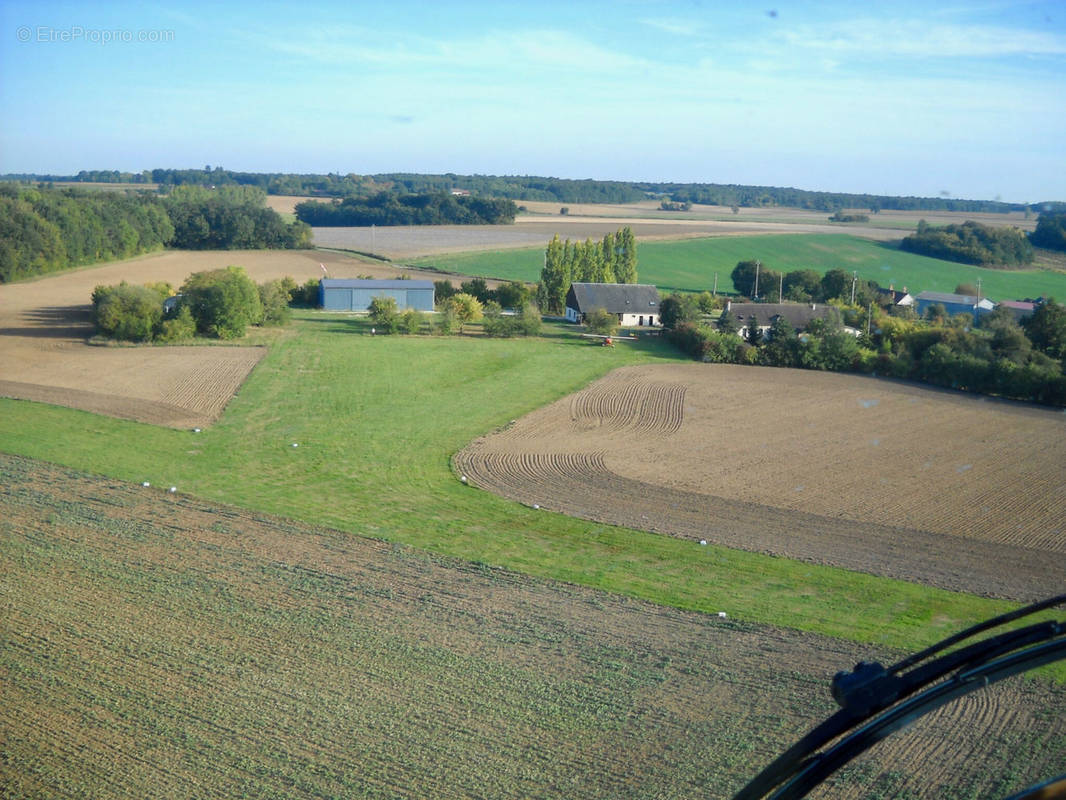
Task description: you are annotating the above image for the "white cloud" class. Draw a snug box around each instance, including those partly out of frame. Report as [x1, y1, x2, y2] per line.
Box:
[778, 18, 1066, 59]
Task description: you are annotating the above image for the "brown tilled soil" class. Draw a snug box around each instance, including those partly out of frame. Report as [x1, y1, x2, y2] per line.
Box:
[1, 453, 1063, 799]
[456, 364, 1066, 602]
[0, 249, 457, 428]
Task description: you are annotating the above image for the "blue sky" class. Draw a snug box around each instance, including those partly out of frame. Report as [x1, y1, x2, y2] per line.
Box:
[2, 0, 1064, 202]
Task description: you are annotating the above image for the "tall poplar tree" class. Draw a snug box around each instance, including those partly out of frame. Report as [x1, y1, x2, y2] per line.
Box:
[616, 226, 638, 283]
[540, 234, 569, 314]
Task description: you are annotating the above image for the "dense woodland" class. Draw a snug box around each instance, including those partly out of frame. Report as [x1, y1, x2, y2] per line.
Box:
[900, 220, 1034, 266]
[7, 168, 1063, 213]
[0, 184, 174, 282]
[294, 192, 517, 226]
[0, 184, 309, 282]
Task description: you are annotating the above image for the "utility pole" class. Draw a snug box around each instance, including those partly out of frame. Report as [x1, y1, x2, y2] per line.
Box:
[713, 272, 718, 297]
[779, 273, 784, 303]
[754, 260, 761, 301]
[851, 271, 858, 305]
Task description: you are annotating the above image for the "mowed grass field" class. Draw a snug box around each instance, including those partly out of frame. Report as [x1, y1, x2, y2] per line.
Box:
[410, 233, 1066, 300]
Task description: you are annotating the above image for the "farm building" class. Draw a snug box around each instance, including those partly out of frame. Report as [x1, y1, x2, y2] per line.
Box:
[996, 300, 1037, 322]
[913, 291, 995, 319]
[319, 279, 435, 312]
[565, 283, 661, 327]
[721, 301, 861, 340]
[875, 286, 915, 309]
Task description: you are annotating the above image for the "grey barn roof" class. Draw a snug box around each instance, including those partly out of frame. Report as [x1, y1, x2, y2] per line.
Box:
[567, 283, 660, 314]
[321, 279, 434, 290]
[723, 302, 834, 330]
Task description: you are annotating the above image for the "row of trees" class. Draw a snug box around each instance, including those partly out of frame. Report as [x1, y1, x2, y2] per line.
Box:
[92, 267, 296, 342]
[294, 192, 517, 226]
[538, 227, 638, 314]
[0, 184, 174, 282]
[13, 169, 1059, 213]
[730, 261, 879, 305]
[366, 292, 541, 338]
[901, 220, 1033, 266]
[0, 184, 310, 283]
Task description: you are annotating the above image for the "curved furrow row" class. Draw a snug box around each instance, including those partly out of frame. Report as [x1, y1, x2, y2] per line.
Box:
[568, 378, 686, 436]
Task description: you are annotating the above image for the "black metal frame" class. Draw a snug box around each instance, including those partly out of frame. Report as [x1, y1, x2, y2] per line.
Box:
[733, 595, 1066, 800]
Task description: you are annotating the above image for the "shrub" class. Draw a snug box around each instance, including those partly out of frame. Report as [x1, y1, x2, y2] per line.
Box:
[157, 305, 196, 343]
[584, 307, 617, 336]
[180, 266, 263, 339]
[258, 279, 292, 326]
[368, 295, 400, 334]
[401, 309, 426, 335]
[92, 282, 164, 342]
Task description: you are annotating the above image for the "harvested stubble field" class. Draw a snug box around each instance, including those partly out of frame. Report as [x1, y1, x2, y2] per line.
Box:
[456, 364, 1066, 602]
[2, 453, 1064, 800]
[0, 248, 447, 429]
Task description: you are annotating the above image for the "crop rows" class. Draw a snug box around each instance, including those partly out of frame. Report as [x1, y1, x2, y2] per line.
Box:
[456, 364, 1066, 602]
[4, 454, 1063, 798]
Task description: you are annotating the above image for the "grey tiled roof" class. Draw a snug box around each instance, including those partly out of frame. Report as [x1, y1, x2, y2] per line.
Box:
[567, 283, 660, 314]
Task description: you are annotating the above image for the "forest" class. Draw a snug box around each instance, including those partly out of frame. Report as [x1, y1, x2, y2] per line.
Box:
[0, 184, 309, 282]
[294, 192, 517, 226]
[900, 220, 1034, 266]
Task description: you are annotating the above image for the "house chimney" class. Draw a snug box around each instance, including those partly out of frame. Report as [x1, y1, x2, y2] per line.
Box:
[810, 303, 816, 310]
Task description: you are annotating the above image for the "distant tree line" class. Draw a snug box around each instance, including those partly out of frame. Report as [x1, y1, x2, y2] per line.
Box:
[294, 192, 517, 226]
[0, 184, 310, 282]
[8, 169, 1060, 212]
[165, 186, 311, 249]
[0, 184, 174, 282]
[538, 227, 638, 315]
[901, 220, 1033, 266]
[92, 266, 298, 342]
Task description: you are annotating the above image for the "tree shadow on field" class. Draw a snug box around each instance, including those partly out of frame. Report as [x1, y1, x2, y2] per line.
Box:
[0, 305, 93, 339]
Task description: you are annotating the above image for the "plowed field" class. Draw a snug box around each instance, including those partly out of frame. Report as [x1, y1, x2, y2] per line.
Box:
[456, 364, 1066, 602]
[2, 453, 1063, 799]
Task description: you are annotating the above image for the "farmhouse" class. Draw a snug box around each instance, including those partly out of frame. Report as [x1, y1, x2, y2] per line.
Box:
[319, 279, 435, 312]
[721, 301, 861, 339]
[565, 283, 661, 327]
[875, 286, 915, 309]
[913, 291, 995, 319]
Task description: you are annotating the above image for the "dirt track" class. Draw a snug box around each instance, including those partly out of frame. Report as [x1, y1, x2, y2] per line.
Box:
[456, 364, 1066, 601]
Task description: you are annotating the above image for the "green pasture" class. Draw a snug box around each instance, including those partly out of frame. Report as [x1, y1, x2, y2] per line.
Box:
[0, 312, 1047, 660]
[410, 234, 1066, 300]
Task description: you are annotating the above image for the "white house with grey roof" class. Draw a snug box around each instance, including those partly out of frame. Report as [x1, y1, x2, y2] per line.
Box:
[565, 283, 661, 327]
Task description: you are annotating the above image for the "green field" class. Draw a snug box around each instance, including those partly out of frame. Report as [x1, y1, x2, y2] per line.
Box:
[410, 234, 1066, 300]
[0, 314, 1039, 655]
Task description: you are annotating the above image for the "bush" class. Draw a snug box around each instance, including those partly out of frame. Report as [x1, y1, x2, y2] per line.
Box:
[157, 305, 196, 343]
[258, 279, 292, 326]
[368, 295, 400, 334]
[401, 309, 427, 335]
[180, 266, 263, 339]
[584, 307, 617, 336]
[92, 282, 164, 342]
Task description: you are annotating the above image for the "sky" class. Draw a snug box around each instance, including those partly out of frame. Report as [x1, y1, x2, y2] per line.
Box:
[1, 0, 1064, 202]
